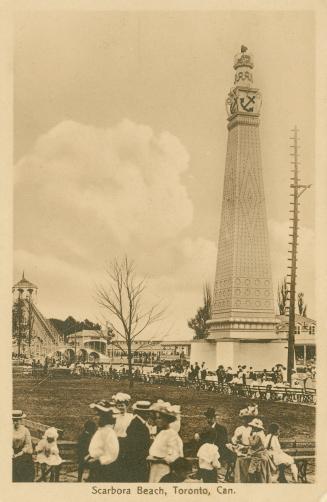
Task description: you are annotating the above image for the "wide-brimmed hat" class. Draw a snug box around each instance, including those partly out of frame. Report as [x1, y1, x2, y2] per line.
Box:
[112, 392, 131, 403]
[150, 400, 180, 418]
[204, 407, 216, 419]
[90, 400, 120, 414]
[132, 400, 152, 412]
[248, 418, 264, 430]
[12, 410, 26, 419]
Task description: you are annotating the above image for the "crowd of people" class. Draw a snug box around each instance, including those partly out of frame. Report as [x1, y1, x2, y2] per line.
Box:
[13, 395, 299, 483]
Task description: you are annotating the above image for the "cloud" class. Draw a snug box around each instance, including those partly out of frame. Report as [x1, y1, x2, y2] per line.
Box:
[14, 119, 214, 338]
[15, 119, 193, 259]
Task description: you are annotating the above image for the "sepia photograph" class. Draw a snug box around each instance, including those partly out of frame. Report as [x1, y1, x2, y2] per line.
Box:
[4, 3, 326, 499]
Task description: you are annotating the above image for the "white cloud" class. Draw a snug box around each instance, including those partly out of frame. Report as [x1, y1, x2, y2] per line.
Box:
[14, 119, 214, 337]
[15, 119, 193, 256]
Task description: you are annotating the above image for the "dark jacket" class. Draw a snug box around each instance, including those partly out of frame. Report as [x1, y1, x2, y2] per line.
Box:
[123, 415, 151, 482]
[213, 423, 235, 463]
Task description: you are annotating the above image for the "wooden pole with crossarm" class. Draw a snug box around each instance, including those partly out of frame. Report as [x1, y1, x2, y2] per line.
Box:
[287, 126, 311, 384]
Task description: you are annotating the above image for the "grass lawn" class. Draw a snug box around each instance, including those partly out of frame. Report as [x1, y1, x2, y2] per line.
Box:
[13, 374, 315, 444]
[13, 374, 316, 483]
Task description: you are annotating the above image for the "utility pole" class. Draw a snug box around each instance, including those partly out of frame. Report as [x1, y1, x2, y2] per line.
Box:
[287, 126, 311, 384]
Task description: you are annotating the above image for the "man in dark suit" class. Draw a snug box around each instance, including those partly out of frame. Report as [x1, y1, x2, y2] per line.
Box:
[212, 411, 236, 464]
[123, 400, 152, 482]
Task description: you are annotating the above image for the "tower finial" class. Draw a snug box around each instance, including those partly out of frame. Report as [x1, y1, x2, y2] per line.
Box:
[241, 45, 248, 53]
[22, 270, 25, 280]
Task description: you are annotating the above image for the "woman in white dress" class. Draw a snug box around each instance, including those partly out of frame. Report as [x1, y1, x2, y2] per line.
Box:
[265, 423, 298, 482]
[86, 400, 120, 482]
[148, 401, 184, 482]
[112, 393, 133, 438]
[12, 410, 34, 482]
[111, 392, 133, 481]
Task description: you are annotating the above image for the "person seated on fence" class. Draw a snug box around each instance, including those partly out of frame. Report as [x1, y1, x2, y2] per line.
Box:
[86, 400, 120, 482]
[241, 365, 247, 385]
[160, 457, 193, 483]
[196, 430, 221, 482]
[200, 363, 207, 381]
[12, 410, 35, 482]
[230, 411, 252, 454]
[225, 367, 233, 383]
[216, 365, 226, 385]
[35, 427, 63, 481]
[147, 401, 184, 482]
[248, 367, 256, 382]
[77, 420, 97, 482]
[194, 362, 200, 380]
[276, 368, 283, 384]
[247, 418, 276, 483]
[231, 375, 242, 385]
[265, 423, 298, 482]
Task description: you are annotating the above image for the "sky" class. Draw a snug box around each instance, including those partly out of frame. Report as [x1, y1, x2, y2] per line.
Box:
[14, 10, 315, 339]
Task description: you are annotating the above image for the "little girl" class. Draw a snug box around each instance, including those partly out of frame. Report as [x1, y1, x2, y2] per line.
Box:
[196, 431, 220, 483]
[265, 423, 298, 482]
[35, 427, 62, 481]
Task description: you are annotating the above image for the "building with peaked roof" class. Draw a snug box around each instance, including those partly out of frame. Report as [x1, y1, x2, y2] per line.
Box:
[12, 273, 62, 362]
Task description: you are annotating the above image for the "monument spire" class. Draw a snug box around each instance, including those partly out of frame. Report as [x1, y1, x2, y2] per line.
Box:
[206, 48, 282, 369]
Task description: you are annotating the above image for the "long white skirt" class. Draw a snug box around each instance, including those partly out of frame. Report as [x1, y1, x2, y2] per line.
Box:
[272, 451, 294, 466]
[149, 463, 170, 483]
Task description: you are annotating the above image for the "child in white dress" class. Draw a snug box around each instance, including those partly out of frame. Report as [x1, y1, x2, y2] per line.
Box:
[35, 427, 62, 481]
[197, 431, 220, 482]
[265, 423, 298, 482]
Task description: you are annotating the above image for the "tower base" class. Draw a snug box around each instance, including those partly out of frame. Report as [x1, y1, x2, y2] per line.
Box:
[190, 337, 287, 371]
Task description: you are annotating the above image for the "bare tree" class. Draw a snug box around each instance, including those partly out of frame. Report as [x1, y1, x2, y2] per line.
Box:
[277, 277, 288, 315]
[95, 257, 165, 388]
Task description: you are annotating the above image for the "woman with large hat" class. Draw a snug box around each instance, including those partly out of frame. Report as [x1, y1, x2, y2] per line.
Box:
[85, 400, 120, 482]
[110, 392, 133, 481]
[112, 393, 133, 438]
[246, 418, 275, 483]
[147, 400, 184, 482]
[231, 409, 253, 452]
[12, 410, 35, 482]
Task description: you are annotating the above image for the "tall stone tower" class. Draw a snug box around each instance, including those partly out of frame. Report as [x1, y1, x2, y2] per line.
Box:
[205, 47, 284, 369]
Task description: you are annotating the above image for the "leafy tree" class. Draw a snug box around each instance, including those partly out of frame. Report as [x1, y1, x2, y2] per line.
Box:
[95, 257, 165, 388]
[49, 316, 101, 341]
[277, 277, 288, 315]
[188, 283, 212, 339]
[297, 292, 307, 317]
[12, 297, 27, 357]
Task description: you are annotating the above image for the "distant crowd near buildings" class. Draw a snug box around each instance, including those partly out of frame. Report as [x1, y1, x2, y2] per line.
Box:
[12, 274, 316, 369]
